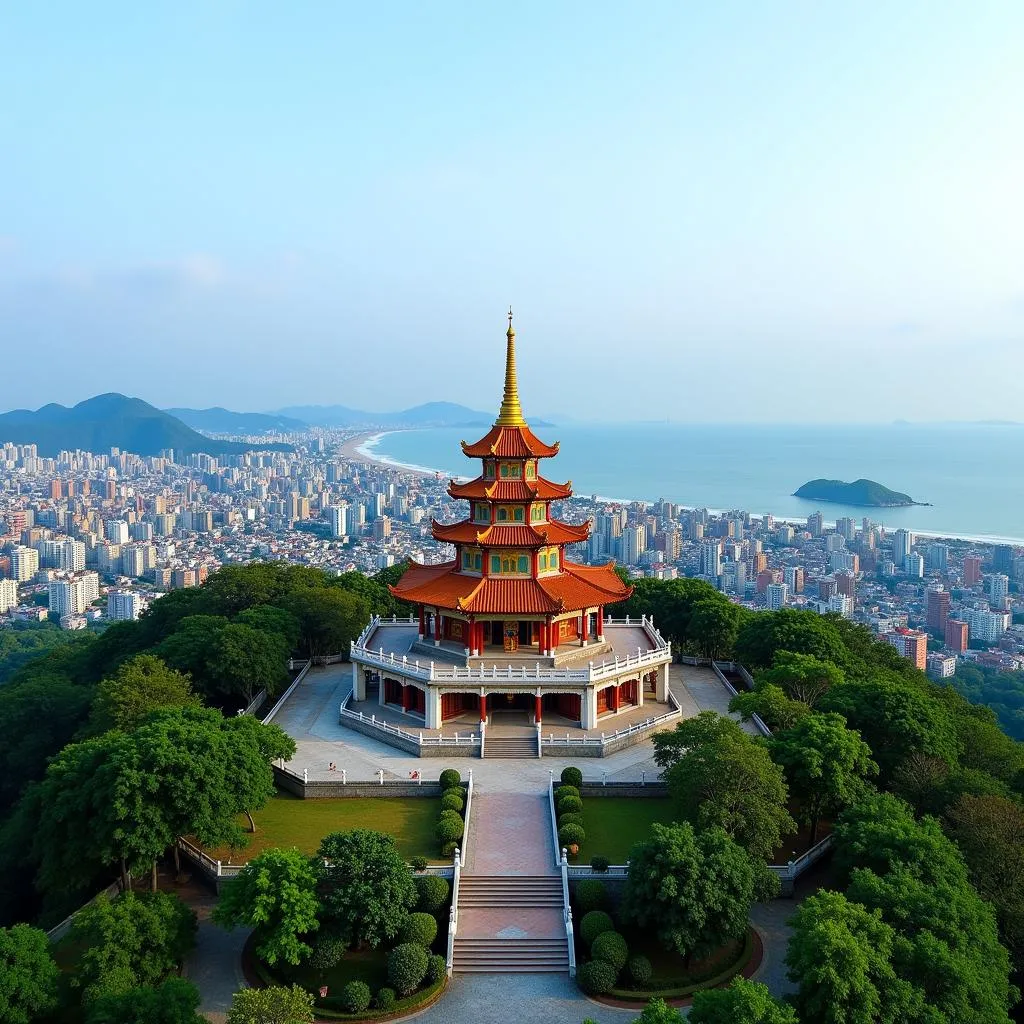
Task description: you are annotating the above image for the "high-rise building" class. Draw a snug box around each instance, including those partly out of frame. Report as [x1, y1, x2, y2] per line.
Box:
[963, 607, 1011, 644]
[620, 524, 647, 566]
[0, 579, 18, 613]
[775, 524, 794, 545]
[893, 529, 914, 568]
[108, 590, 143, 621]
[105, 519, 129, 544]
[836, 517, 856, 542]
[944, 619, 968, 653]
[884, 628, 928, 670]
[784, 565, 805, 593]
[905, 553, 924, 578]
[48, 572, 97, 617]
[766, 583, 788, 610]
[927, 543, 949, 572]
[807, 512, 823, 538]
[927, 653, 957, 680]
[926, 587, 950, 633]
[328, 503, 349, 538]
[10, 546, 39, 581]
[963, 555, 983, 587]
[993, 544, 1015, 574]
[699, 539, 722, 578]
[986, 573, 1010, 608]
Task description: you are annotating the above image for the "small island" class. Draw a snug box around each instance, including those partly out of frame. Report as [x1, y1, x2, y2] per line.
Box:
[793, 478, 929, 508]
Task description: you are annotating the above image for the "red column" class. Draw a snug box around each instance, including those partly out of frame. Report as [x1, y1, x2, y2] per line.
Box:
[402, 685, 411, 712]
[611, 686, 619, 712]
[581, 610, 589, 643]
[479, 693, 487, 722]
[535, 695, 543, 723]
[597, 607, 604, 638]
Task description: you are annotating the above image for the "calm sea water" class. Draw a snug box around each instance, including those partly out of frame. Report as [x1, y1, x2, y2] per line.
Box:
[363, 424, 1024, 544]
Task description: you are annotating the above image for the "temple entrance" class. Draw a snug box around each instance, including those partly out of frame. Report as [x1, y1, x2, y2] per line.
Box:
[489, 692, 533, 723]
[542, 692, 581, 724]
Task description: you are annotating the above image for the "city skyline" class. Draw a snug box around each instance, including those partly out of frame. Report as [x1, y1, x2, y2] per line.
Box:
[2, 3, 1023, 421]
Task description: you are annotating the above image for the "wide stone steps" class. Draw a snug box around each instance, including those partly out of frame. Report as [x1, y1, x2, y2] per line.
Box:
[453, 937, 569, 973]
[483, 735, 538, 758]
[457, 875, 563, 907]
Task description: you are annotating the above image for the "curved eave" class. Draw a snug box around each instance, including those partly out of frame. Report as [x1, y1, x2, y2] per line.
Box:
[431, 519, 591, 547]
[447, 476, 573, 501]
[460, 424, 560, 459]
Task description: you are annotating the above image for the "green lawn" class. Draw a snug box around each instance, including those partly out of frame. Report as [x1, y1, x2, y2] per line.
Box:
[575, 798, 678, 864]
[201, 792, 441, 863]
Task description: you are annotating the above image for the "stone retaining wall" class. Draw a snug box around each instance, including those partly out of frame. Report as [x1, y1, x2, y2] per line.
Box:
[579, 781, 669, 798]
[272, 766, 447, 798]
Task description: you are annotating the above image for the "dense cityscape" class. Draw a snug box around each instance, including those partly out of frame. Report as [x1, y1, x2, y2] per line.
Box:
[2, 428, 1020, 685]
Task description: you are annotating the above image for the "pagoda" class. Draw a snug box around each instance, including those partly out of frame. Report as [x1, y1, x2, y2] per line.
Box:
[390, 311, 632, 656]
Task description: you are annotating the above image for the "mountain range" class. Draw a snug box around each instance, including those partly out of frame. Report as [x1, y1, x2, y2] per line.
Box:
[0, 395, 293, 458]
[166, 407, 308, 433]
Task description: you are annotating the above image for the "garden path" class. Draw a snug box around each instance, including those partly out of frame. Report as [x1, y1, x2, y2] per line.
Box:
[181, 888, 249, 1023]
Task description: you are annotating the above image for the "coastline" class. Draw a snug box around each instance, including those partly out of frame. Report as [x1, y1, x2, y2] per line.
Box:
[342, 429, 1024, 547]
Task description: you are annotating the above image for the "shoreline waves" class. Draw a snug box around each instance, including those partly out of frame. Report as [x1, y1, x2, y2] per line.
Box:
[349, 428, 1024, 546]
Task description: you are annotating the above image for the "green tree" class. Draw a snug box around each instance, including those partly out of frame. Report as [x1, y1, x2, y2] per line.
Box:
[729, 683, 810, 732]
[283, 588, 369, 659]
[759, 651, 844, 707]
[221, 715, 296, 832]
[832, 793, 966, 887]
[652, 712, 794, 862]
[208, 623, 290, 706]
[155, 615, 229, 700]
[234, 605, 300, 653]
[734, 609, 848, 671]
[819, 679, 960, 780]
[316, 830, 418, 949]
[689, 978, 798, 1024]
[847, 866, 1016, 1023]
[226, 984, 314, 1024]
[786, 890, 920, 1024]
[89, 655, 199, 733]
[770, 712, 877, 843]
[629, 997, 685, 1024]
[84, 978, 205, 1024]
[688, 598, 742, 659]
[213, 849, 320, 966]
[70, 892, 197, 1003]
[946, 794, 1024, 967]
[0, 923, 59, 1024]
[620, 822, 754, 960]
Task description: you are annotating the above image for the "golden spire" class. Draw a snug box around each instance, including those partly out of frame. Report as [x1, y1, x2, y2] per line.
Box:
[495, 307, 526, 426]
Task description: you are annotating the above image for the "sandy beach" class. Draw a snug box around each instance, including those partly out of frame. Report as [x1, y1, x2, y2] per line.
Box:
[338, 429, 438, 481]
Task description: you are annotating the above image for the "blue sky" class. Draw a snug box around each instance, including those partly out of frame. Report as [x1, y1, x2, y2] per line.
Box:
[1, 2, 1022, 422]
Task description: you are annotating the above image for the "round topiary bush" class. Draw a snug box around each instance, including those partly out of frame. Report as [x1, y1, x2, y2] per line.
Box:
[554, 784, 581, 803]
[401, 911, 438, 948]
[627, 954, 653, 987]
[558, 812, 584, 829]
[441, 840, 459, 858]
[561, 766, 583, 788]
[439, 768, 462, 789]
[426, 952, 446, 984]
[373, 987, 396, 1010]
[387, 942, 429, 996]
[339, 980, 371, 1013]
[579, 910, 614, 948]
[438, 807, 463, 823]
[574, 879, 607, 914]
[440, 791, 464, 813]
[557, 794, 583, 815]
[591, 930, 629, 972]
[558, 823, 585, 848]
[411, 856, 428, 872]
[416, 875, 450, 914]
[590, 856, 610, 873]
[577, 958, 618, 995]
[307, 933, 345, 976]
[436, 815, 464, 845]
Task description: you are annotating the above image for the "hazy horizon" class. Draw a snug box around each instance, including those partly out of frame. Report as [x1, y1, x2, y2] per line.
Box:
[2, 2, 1022, 422]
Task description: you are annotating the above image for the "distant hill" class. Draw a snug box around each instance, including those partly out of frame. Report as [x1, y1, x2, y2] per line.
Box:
[794, 478, 928, 508]
[166, 407, 306, 433]
[275, 401, 554, 428]
[0, 395, 293, 458]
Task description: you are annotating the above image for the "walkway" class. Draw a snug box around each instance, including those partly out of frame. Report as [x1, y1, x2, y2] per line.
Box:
[182, 890, 249, 1023]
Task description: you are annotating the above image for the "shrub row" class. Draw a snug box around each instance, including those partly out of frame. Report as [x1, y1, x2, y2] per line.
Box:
[575, 904, 640, 996]
[556, 766, 586, 855]
[435, 768, 465, 856]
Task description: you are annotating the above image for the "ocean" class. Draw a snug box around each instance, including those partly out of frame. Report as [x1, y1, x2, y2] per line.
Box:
[361, 423, 1024, 544]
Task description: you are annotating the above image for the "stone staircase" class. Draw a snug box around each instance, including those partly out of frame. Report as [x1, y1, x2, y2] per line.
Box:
[453, 875, 569, 973]
[482, 734, 538, 758]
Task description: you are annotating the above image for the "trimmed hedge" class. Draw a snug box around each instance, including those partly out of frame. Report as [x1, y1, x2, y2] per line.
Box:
[438, 808, 463, 823]
[556, 793, 583, 815]
[387, 942, 429, 996]
[577, 958, 618, 995]
[574, 879, 607, 914]
[440, 792, 464, 813]
[558, 812, 584, 829]
[579, 910, 614, 948]
[558, 823, 585, 847]
[591, 856, 610, 873]
[554, 784, 581, 803]
[401, 912, 438, 948]
[436, 816, 464, 845]
[591, 931, 629, 972]
[439, 768, 462, 788]
[415, 875, 450, 914]
[426, 953, 446, 984]
[373, 987, 396, 1011]
[628, 954, 653, 987]
[441, 841, 458, 858]
[561, 766, 583, 787]
[340, 981, 371, 1013]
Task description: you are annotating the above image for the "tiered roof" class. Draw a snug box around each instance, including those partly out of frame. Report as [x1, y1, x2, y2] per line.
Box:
[389, 311, 632, 615]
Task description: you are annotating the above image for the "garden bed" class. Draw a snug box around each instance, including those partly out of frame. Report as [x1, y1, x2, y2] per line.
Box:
[198, 792, 442, 863]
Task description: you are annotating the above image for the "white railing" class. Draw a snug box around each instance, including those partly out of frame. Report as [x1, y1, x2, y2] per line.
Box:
[176, 836, 245, 880]
[351, 614, 672, 685]
[461, 770, 474, 869]
[239, 689, 267, 717]
[338, 691, 481, 748]
[567, 864, 630, 878]
[560, 847, 576, 977]
[262, 660, 312, 724]
[539, 690, 682, 750]
[768, 835, 834, 883]
[45, 881, 122, 943]
[548, 778, 563, 868]
[712, 661, 771, 737]
[447, 843, 463, 977]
